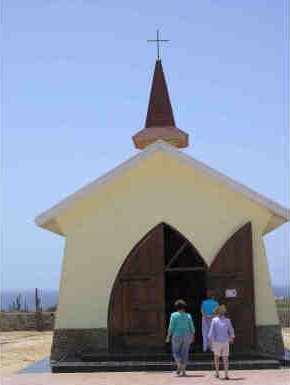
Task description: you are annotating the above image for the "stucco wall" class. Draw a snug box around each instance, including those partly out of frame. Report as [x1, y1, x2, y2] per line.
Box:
[54, 151, 278, 329]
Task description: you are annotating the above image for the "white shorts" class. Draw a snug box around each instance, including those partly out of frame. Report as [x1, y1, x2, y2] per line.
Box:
[212, 342, 229, 356]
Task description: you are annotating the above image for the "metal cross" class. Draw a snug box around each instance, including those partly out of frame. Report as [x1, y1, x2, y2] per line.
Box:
[147, 30, 169, 60]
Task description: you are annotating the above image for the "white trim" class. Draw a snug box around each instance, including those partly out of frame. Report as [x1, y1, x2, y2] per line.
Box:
[35, 140, 290, 228]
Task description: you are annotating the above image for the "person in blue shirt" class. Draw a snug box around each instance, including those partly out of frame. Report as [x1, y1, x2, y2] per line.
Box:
[165, 299, 195, 376]
[201, 290, 219, 352]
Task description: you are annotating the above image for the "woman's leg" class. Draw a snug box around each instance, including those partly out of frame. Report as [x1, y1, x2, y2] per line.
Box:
[214, 354, 220, 377]
[180, 334, 192, 375]
[173, 356, 181, 374]
[202, 316, 208, 352]
[221, 342, 230, 379]
[222, 355, 229, 378]
[172, 336, 182, 373]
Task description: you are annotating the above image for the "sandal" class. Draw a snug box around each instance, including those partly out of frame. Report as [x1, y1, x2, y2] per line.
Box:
[181, 371, 187, 377]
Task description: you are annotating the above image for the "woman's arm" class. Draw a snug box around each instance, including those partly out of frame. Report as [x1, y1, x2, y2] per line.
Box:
[165, 331, 172, 343]
[228, 319, 235, 343]
[165, 314, 175, 342]
[201, 302, 205, 316]
[188, 314, 195, 342]
[207, 318, 215, 346]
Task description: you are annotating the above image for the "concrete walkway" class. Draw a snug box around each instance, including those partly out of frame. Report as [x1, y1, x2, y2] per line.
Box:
[1, 370, 289, 385]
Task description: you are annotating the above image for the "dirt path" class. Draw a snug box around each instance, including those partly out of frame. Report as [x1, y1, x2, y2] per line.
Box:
[1, 331, 52, 375]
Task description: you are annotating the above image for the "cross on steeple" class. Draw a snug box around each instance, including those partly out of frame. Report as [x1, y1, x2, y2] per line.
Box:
[147, 30, 169, 60]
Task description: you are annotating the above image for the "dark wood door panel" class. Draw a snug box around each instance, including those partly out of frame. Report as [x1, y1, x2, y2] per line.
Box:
[208, 222, 256, 349]
[109, 224, 165, 352]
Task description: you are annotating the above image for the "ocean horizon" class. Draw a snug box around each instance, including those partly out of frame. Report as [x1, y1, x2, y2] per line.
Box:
[1, 285, 289, 311]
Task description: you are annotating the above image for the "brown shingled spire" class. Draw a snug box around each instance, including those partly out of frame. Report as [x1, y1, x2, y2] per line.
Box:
[145, 59, 175, 127]
[133, 60, 189, 149]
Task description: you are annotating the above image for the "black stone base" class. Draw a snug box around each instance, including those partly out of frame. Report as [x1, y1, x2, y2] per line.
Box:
[51, 328, 108, 361]
[256, 324, 285, 357]
[51, 325, 285, 363]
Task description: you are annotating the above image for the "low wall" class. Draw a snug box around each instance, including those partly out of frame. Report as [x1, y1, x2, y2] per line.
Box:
[277, 308, 290, 327]
[0, 312, 55, 331]
[0, 309, 288, 331]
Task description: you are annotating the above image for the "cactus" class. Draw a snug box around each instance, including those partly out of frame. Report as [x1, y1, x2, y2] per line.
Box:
[35, 288, 42, 312]
[15, 294, 22, 311]
[35, 288, 43, 331]
[24, 298, 29, 312]
[8, 294, 22, 311]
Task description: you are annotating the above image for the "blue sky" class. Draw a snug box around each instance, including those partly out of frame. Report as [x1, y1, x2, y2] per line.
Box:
[1, 0, 289, 290]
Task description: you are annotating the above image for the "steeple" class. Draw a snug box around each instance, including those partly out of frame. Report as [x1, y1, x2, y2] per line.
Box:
[133, 60, 189, 150]
[145, 59, 176, 128]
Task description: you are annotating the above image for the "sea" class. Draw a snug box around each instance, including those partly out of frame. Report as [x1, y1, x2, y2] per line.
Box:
[0, 285, 289, 311]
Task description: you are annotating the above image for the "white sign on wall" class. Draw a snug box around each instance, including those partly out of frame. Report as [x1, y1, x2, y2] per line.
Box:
[225, 289, 237, 298]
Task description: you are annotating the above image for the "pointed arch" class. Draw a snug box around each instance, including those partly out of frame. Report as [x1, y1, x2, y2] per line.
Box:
[108, 222, 207, 352]
[208, 222, 256, 348]
[163, 223, 208, 270]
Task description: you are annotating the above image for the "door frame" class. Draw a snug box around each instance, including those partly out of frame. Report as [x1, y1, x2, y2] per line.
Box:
[108, 222, 208, 352]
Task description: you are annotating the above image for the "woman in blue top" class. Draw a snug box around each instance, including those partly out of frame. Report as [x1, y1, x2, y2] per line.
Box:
[201, 290, 219, 352]
[165, 299, 195, 376]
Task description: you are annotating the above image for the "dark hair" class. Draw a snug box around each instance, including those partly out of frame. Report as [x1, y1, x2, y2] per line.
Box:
[174, 299, 187, 311]
[207, 289, 215, 298]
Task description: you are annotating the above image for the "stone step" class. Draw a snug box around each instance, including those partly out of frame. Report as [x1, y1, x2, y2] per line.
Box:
[80, 351, 264, 362]
[52, 359, 280, 373]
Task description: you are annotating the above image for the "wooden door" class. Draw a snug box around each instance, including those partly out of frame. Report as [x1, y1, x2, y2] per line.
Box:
[207, 222, 256, 349]
[109, 224, 165, 352]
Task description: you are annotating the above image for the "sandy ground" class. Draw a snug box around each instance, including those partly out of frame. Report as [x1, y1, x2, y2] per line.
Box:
[0, 328, 289, 376]
[2, 370, 290, 385]
[0, 331, 53, 375]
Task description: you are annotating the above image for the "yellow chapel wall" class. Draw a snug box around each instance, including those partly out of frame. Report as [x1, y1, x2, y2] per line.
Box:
[54, 151, 278, 329]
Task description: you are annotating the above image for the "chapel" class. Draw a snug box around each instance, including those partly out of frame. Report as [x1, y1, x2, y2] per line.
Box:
[36, 53, 289, 367]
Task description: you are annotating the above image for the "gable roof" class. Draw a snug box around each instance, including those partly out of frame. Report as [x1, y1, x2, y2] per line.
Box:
[35, 140, 290, 235]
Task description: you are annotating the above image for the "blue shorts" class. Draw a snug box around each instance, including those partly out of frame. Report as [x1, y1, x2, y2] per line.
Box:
[171, 334, 192, 364]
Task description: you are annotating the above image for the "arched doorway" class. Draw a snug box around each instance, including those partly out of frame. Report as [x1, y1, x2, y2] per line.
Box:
[108, 223, 208, 352]
[164, 224, 207, 349]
